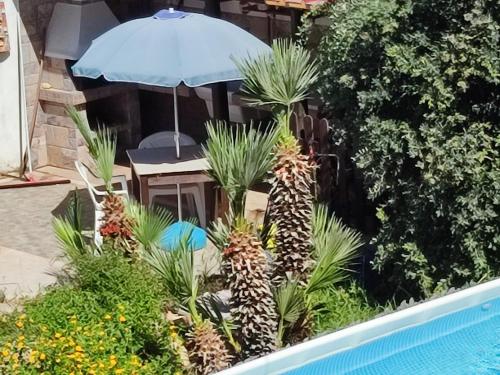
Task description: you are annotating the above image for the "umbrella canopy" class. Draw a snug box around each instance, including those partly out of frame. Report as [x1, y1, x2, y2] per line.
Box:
[72, 9, 270, 87]
[71, 8, 270, 232]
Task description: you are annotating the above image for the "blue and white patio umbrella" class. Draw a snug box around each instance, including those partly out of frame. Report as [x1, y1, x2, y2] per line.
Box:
[72, 8, 271, 159]
[72, 8, 270, 250]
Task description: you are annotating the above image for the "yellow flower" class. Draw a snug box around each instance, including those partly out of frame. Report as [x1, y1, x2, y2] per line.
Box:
[39, 352, 46, 361]
[115, 369, 124, 374]
[75, 345, 84, 352]
[2, 348, 9, 357]
[109, 358, 117, 368]
[118, 315, 126, 323]
[15, 321, 24, 329]
[17, 335, 25, 341]
[104, 314, 112, 320]
[55, 332, 62, 338]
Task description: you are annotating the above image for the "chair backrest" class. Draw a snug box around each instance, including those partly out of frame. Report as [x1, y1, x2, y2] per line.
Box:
[138, 131, 196, 149]
[74, 161, 104, 210]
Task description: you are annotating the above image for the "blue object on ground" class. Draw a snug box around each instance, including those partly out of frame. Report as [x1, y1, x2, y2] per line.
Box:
[160, 221, 206, 251]
[72, 9, 271, 87]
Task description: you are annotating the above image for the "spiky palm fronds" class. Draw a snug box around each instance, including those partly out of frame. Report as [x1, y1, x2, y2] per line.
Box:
[142, 237, 199, 316]
[235, 39, 319, 112]
[203, 121, 279, 217]
[53, 190, 98, 261]
[144, 240, 232, 373]
[306, 205, 363, 294]
[274, 280, 306, 347]
[126, 201, 174, 251]
[223, 220, 277, 358]
[186, 319, 232, 375]
[67, 106, 116, 192]
[268, 142, 315, 285]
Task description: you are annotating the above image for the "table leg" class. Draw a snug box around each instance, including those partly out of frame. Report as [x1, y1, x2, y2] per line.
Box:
[131, 164, 140, 201]
[140, 176, 150, 206]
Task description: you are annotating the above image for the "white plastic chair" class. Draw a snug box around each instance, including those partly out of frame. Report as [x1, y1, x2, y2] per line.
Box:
[138, 131, 206, 227]
[75, 160, 129, 246]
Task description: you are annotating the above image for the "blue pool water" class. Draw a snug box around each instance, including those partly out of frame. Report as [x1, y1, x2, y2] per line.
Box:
[284, 298, 500, 375]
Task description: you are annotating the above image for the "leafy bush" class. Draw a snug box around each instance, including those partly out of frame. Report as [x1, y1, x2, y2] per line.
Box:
[0, 254, 182, 374]
[310, 283, 384, 334]
[310, 0, 500, 299]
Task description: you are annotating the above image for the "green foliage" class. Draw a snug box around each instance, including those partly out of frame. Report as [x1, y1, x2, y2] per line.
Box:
[53, 190, 96, 262]
[72, 254, 167, 340]
[236, 38, 319, 142]
[310, 283, 384, 334]
[141, 237, 201, 323]
[306, 205, 363, 295]
[67, 106, 117, 191]
[126, 201, 174, 251]
[274, 281, 306, 346]
[0, 254, 182, 374]
[310, 0, 500, 298]
[203, 120, 279, 216]
[236, 38, 319, 111]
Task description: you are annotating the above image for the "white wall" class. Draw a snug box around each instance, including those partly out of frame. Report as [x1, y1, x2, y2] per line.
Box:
[0, 0, 25, 174]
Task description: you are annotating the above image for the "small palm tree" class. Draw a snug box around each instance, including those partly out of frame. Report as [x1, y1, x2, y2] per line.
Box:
[142, 240, 233, 374]
[237, 39, 319, 284]
[203, 120, 279, 218]
[274, 204, 363, 345]
[67, 106, 135, 252]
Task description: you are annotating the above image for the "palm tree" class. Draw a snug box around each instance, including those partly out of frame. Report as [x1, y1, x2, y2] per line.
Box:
[67, 106, 135, 252]
[142, 240, 233, 374]
[274, 204, 363, 345]
[236, 39, 319, 284]
[203, 120, 279, 218]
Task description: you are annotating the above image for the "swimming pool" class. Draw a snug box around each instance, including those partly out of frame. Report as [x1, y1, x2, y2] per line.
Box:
[217, 278, 500, 375]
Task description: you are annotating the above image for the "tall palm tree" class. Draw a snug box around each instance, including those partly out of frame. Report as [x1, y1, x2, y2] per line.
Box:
[236, 39, 319, 284]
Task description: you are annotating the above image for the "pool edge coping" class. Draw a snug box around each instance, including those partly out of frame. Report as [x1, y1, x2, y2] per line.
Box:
[216, 278, 500, 375]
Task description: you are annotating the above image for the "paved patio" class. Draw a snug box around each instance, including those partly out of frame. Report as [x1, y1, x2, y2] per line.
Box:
[0, 166, 219, 304]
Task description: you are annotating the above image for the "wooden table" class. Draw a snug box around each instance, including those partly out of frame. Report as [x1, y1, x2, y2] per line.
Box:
[126, 145, 213, 206]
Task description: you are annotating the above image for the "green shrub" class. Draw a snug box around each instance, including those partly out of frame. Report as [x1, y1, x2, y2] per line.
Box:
[310, 283, 383, 333]
[73, 253, 166, 345]
[308, 0, 500, 299]
[0, 255, 182, 374]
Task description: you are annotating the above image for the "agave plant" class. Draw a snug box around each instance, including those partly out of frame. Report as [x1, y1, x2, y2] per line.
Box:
[203, 120, 279, 217]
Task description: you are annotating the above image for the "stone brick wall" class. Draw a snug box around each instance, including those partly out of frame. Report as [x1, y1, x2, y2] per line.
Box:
[18, 0, 59, 168]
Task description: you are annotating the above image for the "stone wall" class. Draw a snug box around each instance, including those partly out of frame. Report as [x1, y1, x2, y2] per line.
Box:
[18, 0, 59, 168]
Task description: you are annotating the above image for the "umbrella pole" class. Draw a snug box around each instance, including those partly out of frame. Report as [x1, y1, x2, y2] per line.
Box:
[173, 86, 180, 159]
[177, 183, 183, 221]
[173, 87, 182, 221]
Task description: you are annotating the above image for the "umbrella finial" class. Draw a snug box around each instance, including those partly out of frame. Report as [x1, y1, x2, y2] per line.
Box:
[154, 9, 186, 20]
